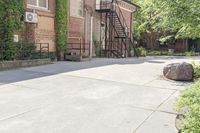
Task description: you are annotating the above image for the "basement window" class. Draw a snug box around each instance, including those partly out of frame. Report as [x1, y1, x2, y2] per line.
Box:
[27, 0, 48, 10]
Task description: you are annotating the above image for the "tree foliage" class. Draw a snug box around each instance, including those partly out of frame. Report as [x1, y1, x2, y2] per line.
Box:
[133, 0, 200, 40]
[55, 0, 68, 60]
[0, 0, 24, 60]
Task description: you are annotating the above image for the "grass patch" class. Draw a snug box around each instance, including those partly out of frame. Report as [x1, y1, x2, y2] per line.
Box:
[191, 61, 200, 78]
[175, 80, 200, 133]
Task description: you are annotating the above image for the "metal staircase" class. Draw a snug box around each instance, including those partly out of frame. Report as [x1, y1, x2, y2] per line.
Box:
[96, 0, 138, 58]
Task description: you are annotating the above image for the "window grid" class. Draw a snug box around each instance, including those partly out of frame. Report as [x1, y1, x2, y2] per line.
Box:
[27, 0, 48, 10]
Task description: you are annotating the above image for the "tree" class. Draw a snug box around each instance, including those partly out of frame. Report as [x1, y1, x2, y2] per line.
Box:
[133, 0, 163, 49]
[156, 0, 200, 39]
[133, 0, 200, 45]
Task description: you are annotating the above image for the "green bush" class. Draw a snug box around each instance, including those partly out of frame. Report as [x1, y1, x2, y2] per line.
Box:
[147, 50, 162, 56]
[15, 42, 54, 60]
[49, 52, 56, 61]
[184, 51, 196, 56]
[191, 61, 200, 78]
[15, 41, 36, 60]
[160, 51, 169, 55]
[147, 50, 173, 56]
[175, 80, 200, 133]
[135, 47, 147, 57]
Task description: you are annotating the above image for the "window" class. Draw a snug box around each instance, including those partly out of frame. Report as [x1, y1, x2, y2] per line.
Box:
[78, 0, 84, 16]
[27, 0, 48, 9]
[70, 0, 84, 17]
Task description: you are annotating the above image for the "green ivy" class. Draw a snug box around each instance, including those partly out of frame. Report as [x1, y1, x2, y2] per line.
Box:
[55, 0, 68, 60]
[0, 0, 24, 60]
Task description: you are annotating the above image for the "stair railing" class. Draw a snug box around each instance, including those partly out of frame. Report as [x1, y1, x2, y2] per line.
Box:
[112, 0, 128, 36]
[96, 0, 112, 11]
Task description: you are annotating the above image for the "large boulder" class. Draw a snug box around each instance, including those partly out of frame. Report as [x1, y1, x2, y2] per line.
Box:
[163, 62, 194, 81]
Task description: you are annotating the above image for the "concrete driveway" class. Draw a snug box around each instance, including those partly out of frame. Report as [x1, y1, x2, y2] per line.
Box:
[0, 56, 199, 133]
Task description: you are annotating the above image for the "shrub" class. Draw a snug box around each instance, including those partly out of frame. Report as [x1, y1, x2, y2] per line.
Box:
[49, 52, 56, 61]
[147, 50, 161, 56]
[160, 51, 169, 55]
[175, 80, 200, 133]
[191, 61, 200, 78]
[15, 41, 36, 60]
[184, 51, 196, 56]
[135, 47, 147, 57]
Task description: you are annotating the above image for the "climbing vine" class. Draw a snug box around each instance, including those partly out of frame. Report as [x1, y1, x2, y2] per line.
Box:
[55, 0, 68, 60]
[0, 0, 24, 60]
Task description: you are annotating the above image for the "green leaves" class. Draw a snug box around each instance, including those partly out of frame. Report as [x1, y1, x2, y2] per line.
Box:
[55, 0, 68, 59]
[133, 0, 200, 40]
[0, 0, 24, 60]
[176, 80, 200, 132]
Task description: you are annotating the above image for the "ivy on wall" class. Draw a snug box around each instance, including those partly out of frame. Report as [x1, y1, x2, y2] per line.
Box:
[0, 0, 24, 60]
[55, 0, 68, 60]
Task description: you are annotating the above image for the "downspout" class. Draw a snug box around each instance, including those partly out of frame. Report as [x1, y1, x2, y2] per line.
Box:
[84, 9, 88, 53]
[90, 15, 93, 58]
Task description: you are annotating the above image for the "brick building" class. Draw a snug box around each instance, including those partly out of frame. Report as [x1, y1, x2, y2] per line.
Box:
[25, 0, 139, 59]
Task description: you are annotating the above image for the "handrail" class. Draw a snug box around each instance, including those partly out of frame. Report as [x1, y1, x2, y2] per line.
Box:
[113, 0, 128, 36]
[67, 43, 90, 56]
[35, 43, 50, 59]
[96, 0, 128, 36]
[96, 0, 131, 58]
[96, 1, 112, 10]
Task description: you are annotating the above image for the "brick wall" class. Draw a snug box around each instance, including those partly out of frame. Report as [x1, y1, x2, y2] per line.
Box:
[25, 0, 56, 52]
[120, 8, 133, 37]
[24, 0, 136, 56]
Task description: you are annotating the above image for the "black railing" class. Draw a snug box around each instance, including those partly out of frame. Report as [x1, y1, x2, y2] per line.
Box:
[113, 0, 128, 35]
[96, 0, 113, 11]
[36, 43, 50, 59]
[66, 43, 90, 57]
[0, 43, 50, 61]
[96, 0, 138, 58]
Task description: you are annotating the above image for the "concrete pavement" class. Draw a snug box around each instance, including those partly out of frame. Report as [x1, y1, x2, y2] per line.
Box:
[0, 56, 199, 133]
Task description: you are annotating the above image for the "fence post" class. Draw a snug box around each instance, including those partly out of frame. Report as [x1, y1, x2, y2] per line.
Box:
[40, 43, 42, 59]
[48, 43, 50, 58]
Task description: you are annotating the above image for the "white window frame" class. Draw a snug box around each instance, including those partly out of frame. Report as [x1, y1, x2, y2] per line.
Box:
[27, 0, 49, 10]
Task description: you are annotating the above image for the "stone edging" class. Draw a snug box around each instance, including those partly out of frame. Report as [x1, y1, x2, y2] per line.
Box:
[0, 59, 51, 71]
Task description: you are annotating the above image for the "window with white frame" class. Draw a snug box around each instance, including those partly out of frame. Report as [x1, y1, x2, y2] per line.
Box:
[27, 0, 48, 9]
[70, 0, 84, 17]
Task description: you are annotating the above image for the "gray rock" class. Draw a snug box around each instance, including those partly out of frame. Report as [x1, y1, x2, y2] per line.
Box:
[163, 62, 194, 81]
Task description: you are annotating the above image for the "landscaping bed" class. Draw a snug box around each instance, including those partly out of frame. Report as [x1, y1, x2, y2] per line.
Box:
[174, 61, 200, 133]
[175, 80, 200, 133]
[133, 47, 200, 57]
[0, 58, 51, 71]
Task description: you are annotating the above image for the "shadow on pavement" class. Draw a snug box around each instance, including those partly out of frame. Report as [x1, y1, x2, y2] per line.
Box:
[0, 56, 196, 84]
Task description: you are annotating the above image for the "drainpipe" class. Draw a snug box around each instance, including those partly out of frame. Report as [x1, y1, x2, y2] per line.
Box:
[85, 9, 88, 52]
[90, 15, 93, 58]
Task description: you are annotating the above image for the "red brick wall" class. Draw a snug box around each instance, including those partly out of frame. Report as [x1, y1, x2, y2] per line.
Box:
[175, 39, 187, 52]
[25, 0, 56, 52]
[24, 0, 135, 55]
[120, 8, 132, 33]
